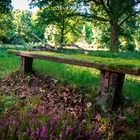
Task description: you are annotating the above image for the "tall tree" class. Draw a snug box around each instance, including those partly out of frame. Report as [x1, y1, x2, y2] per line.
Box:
[30, 0, 82, 46]
[0, 14, 13, 43]
[77, 0, 140, 52]
[0, 0, 12, 43]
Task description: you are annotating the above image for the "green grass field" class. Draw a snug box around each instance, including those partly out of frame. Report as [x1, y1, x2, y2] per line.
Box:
[0, 44, 140, 103]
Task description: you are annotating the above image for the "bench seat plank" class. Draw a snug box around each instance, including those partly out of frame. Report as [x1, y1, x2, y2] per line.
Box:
[9, 50, 140, 76]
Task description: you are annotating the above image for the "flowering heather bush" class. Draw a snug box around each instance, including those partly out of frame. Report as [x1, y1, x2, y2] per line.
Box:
[0, 104, 140, 140]
[0, 107, 103, 140]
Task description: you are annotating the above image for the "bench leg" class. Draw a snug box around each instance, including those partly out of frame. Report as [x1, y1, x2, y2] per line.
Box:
[21, 57, 33, 73]
[96, 70, 125, 112]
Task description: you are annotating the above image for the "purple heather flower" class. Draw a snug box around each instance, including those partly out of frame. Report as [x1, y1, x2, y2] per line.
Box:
[19, 115, 23, 122]
[76, 132, 82, 139]
[85, 131, 90, 139]
[40, 124, 47, 138]
[38, 105, 46, 115]
[31, 131, 36, 138]
[53, 114, 60, 121]
[23, 127, 31, 136]
[90, 128, 102, 140]
[34, 128, 40, 138]
[16, 130, 20, 135]
[32, 109, 38, 115]
[66, 127, 73, 135]
[0, 118, 3, 126]
[27, 112, 33, 118]
[59, 132, 63, 140]
[49, 114, 60, 126]
[7, 117, 14, 125]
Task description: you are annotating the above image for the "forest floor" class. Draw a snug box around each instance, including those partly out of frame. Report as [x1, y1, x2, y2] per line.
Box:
[0, 71, 140, 139]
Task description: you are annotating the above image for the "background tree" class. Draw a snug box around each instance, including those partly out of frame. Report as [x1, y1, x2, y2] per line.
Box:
[134, 14, 140, 50]
[12, 10, 33, 44]
[30, 13, 45, 43]
[31, 0, 82, 46]
[0, 14, 13, 43]
[0, 0, 12, 43]
[77, 0, 140, 52]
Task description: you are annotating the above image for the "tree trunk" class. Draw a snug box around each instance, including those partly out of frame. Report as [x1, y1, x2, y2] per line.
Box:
[60, 19, 65, 47]
[60, 29, 64, 45]
[110, 21, 119, 52]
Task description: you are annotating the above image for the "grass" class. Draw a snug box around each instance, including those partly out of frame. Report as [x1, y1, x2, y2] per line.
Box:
[0, 44, 140, 103]
[0, 48, 19, 79]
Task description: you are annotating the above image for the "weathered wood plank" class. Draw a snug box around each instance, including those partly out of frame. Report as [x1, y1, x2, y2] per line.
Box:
[9, 50, 140, 76]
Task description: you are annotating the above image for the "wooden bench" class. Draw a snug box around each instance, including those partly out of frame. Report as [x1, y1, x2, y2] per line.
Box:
[9, 50, 140, 112]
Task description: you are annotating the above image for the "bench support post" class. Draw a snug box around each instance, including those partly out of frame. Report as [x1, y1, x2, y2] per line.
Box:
[97, 70, 125, 112]
[21, 57, 33, 73]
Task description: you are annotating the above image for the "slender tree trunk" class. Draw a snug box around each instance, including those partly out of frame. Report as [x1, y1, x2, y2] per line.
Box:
[110, 21, 119, 52]
[60, 28, 64, 44]
[60, 18, 65, 47]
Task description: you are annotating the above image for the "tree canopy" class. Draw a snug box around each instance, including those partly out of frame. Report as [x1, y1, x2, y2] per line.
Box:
[31, 0, 140, 52]
[77, 0, 140, 52]
[0, 0, 12, 13]
[31, 0, 83, 46]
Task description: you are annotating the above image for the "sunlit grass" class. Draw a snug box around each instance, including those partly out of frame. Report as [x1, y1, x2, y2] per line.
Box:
[0, 48, 19, 79]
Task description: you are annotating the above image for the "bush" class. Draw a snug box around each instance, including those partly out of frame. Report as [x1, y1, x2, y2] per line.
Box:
[126, 44, 136, 52]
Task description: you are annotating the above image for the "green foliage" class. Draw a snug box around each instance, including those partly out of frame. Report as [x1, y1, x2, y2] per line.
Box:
[80, 0, 140, 52]
[31, 0, 83, 45]
[124, 112, 134, 124]
[0, 9, 37, 44]
[85, 25, 93, 44]
[0, 95, 16, 114]
[0, 14, 13, 43]
[0, 46, 19, 78]
[12, 10, 33, 44]
[0, 0, 12, 14]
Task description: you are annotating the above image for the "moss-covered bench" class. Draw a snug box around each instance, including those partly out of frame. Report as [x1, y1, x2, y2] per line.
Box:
[9, 50, 140, 112]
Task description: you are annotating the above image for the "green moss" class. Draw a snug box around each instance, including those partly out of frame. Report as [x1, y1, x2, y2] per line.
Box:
[10, 50, 140, 73]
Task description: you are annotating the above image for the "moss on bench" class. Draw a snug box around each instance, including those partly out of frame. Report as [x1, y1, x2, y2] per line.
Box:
[8, 50, 140, 75]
